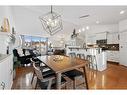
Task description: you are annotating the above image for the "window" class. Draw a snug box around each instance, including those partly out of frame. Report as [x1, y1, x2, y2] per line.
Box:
[20, 35, 48, 55]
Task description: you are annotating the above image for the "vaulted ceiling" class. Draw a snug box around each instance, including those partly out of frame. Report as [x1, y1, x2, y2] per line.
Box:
[19, 6, 127, 25]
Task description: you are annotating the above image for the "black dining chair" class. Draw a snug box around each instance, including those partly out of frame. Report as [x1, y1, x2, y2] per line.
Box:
[63, 53, 87, 89]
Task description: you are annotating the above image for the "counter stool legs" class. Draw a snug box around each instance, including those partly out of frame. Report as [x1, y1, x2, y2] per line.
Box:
[86, 55, 97, 70]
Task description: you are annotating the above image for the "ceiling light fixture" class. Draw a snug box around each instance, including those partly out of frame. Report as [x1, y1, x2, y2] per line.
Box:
[78, 29, 81, 33]
[86, 26, 90, 30]
[39, 6, 63, 36]
[120, 10, 125, 14]
[82, 28, 85, 31]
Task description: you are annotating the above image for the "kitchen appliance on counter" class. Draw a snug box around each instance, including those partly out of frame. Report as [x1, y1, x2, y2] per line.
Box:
[96, 39, 107, 45]
[96, 39, 107, 50]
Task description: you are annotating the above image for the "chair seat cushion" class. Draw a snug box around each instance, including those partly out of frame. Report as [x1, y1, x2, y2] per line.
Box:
[32, 58, 42, 63]
[63, 69, 83, 80]
[43, 70, 55, 78]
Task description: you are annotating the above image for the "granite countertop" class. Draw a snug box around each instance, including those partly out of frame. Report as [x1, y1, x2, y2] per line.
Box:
[0, 54, 11, 63]
[68, 47, 100, 49]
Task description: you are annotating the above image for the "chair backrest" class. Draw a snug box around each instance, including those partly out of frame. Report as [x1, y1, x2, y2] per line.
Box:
[22, 49, 26, 56]
[31, 59, 43, 80]
[29, 49, 35, 55]
[13, 49, 20, 58]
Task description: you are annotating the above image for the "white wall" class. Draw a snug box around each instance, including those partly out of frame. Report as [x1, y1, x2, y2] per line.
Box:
[0, 6, 16, 54]
[0, 6, 15, 30]
[119, 19, 127, 32]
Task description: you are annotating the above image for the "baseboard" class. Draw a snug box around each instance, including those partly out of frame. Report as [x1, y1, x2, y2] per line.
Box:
[107, 61, 119, 65]
[119, 64, 127, 68]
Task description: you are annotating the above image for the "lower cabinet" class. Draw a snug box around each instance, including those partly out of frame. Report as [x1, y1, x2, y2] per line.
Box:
[107, 51, 120, 63]
[0, 55, 13, 89]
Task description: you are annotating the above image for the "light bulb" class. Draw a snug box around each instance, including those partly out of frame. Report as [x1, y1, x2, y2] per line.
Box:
[78, 29, 81, 33]
[51, 22, 55, 27]
[82, 28, 85, 31]
[120, 10, 125, 14]
[48, 18, 52, 22]
[86, 26, 89, 30]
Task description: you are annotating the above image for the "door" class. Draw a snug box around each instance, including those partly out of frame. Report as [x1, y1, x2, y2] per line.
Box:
[119, 32, 127, 66]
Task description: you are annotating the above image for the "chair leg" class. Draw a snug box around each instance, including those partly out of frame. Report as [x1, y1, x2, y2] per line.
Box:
[35, 78, 38, 89]
[31, 71, 35, 84]
[73, 78, 76, 89]
[65, 83, 67, 89]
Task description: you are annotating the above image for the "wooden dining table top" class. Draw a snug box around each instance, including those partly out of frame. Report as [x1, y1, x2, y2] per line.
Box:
[38, 55, 89, 73]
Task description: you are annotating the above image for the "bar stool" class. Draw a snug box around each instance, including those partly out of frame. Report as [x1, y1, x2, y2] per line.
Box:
[69, 52, 76, 58]
[77, 53, 85, 60]
[86, 55, 97, 70]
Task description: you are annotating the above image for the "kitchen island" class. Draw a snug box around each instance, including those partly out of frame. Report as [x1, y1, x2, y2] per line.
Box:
[66, 46, 107, 71]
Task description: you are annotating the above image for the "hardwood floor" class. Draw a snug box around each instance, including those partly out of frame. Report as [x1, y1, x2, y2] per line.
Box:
[12, 63, 127, 89]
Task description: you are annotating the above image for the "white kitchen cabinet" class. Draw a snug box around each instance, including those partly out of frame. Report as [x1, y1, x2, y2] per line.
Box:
[107, 32, 119, 44]
[87, 35, 96, 44]
[107, 51, 119, 62]
[0, 54, 13, 89]
[96, 32, 107, 40]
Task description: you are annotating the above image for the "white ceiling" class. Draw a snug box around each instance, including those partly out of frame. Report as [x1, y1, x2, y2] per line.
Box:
[21, 6, 127, 26]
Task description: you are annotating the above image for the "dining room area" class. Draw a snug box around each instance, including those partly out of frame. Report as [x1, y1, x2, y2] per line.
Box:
[1, 5, 127, 91]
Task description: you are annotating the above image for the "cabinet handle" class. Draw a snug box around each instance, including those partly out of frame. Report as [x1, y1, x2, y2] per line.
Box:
[1, 82, 5, 89]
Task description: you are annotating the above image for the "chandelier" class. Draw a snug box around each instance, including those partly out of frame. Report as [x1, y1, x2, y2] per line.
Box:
[39, 6, 63, 36]
[71, 29, 79, 39]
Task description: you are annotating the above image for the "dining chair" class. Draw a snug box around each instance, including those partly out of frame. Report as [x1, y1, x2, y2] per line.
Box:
[30, 58, 53, 84]
[63, 53, 87, 89]
[31, 59, 67, 89]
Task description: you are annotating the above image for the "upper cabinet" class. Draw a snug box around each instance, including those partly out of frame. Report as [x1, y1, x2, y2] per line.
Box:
[96, 32, 107, 40]
[107, 32, 119, 44]
[87, 32, 107, 44]
[86, 32, 119, 45]
[87, 35, 96, 44]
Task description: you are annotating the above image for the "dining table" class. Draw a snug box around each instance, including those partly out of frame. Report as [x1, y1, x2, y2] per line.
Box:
[38, 55, 89, 89]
